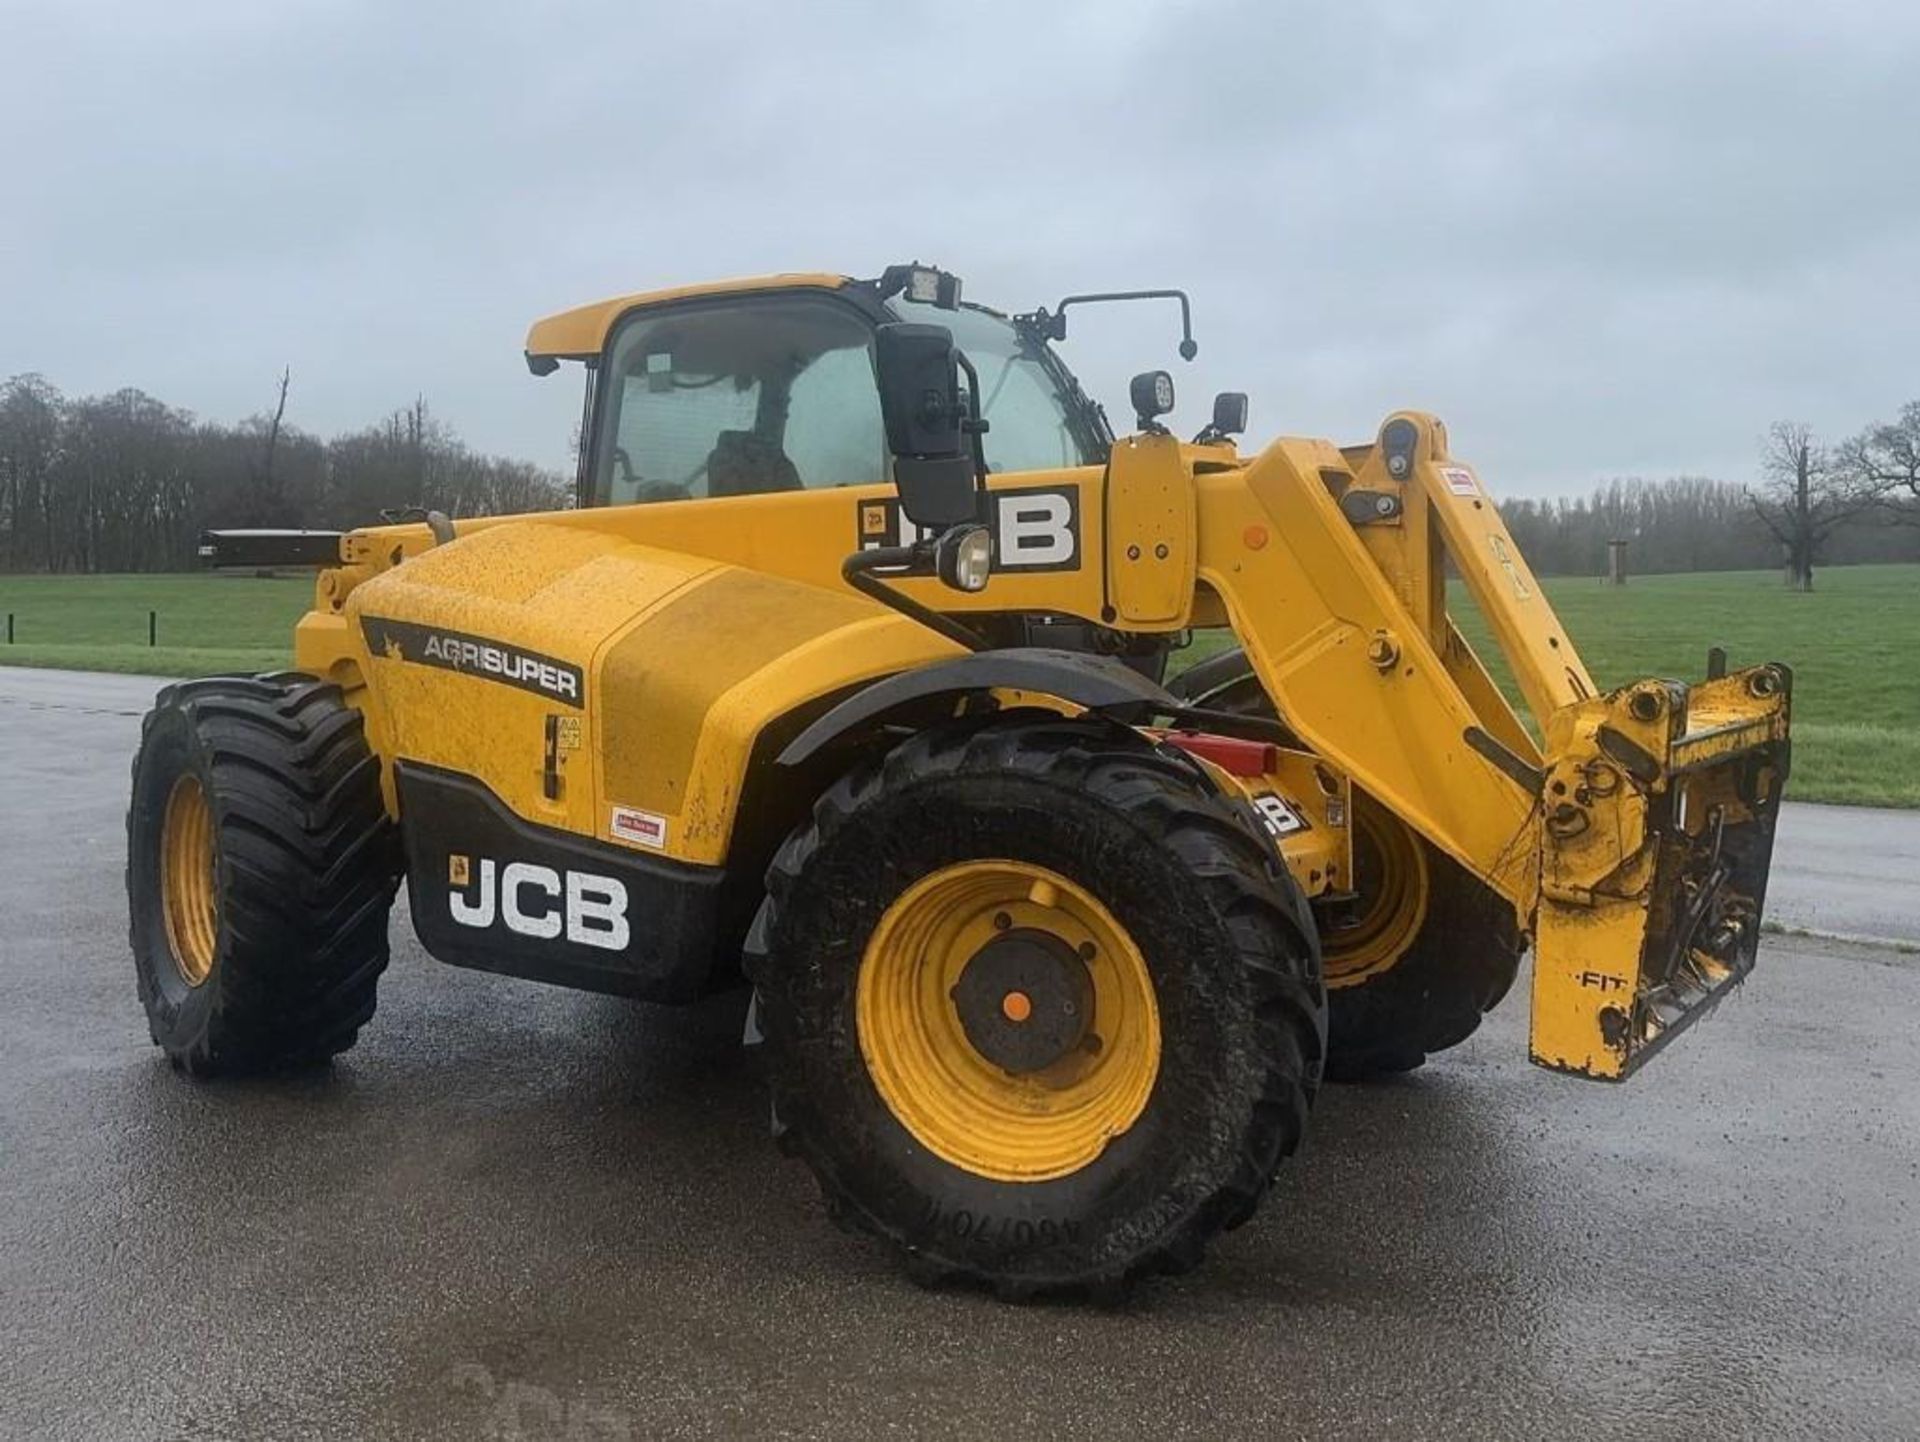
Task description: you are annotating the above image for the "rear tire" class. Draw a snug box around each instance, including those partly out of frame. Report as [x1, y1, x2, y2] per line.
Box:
[127, 673, 399, 1076]
[1171, 646, 1523, 1080]
[746, 717, 1324, 1298]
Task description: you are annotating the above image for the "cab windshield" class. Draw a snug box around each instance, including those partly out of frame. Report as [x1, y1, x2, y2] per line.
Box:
[889, 298, 1102, 473]
[590, 294, 889, 507]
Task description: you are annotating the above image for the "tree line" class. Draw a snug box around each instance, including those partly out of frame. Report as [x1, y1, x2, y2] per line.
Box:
[1501, 405, 1920, 586]
[3, 370, 1917, 581]
[0, 373, 568, 573]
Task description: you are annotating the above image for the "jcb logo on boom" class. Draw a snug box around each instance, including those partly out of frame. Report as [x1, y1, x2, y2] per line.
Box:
[446, 853, 629, 952]
[856, 484, 1080, 572]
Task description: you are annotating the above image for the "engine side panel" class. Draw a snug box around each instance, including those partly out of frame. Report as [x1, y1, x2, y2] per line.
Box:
[297, 519, 965, 994]
[314, 518, 960, 869]
[595, 566, 891, 847]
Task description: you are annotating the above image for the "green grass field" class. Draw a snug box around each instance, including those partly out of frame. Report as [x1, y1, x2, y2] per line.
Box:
[0, 573, 314, 677]
[4, 563, 1916, 807]
[1455, 565, 1918, 809]
[1177, 562, 1920, 808]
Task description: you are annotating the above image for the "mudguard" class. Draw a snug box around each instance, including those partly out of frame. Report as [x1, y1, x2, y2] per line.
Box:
[776, 648, 1179, 767]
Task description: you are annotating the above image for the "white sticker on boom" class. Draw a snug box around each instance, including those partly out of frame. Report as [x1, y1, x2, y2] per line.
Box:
[1252, 794, 1311, 839]
[609, 805, 668, 851]
[1441, 466, 1479, 496]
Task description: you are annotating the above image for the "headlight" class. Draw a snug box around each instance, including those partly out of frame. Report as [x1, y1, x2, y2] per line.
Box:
[1130, 369, 1175, 429]
[935, 523, 993, 593]
[903, 266, 962, 309]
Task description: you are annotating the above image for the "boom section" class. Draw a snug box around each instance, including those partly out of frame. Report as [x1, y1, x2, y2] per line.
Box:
[1197, 411, 1790, 1080]
[1192, 414, 1549, 912]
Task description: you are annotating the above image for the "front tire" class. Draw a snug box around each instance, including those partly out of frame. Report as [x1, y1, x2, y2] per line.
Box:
[746, 718, 1324, 1297]
[127, 673, 399, 1075]
[1316, 790, 1521, 1079]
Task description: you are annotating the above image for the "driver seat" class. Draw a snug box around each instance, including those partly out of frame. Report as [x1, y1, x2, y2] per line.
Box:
[707, 430, 802, 498]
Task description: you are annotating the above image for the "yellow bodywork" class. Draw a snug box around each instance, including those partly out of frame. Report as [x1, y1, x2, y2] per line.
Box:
[524, 272, 850, 362]
[299, 520, 960, 867]
[293, 277, 1789, 1084]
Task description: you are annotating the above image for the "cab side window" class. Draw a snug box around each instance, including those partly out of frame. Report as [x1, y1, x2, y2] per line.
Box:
[593, 295, 888, 506]
[784, 344, 888, 488]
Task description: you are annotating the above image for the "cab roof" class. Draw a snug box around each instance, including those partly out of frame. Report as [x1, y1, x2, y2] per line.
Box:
[523, 272, 851, 364]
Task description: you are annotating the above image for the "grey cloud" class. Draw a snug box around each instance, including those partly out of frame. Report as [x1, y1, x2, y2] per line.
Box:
[2, 0, 1915, 496]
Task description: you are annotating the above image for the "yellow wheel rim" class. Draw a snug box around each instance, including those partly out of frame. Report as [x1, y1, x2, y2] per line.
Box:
[857, 861, 1161, 1184]
[1324, 797, 1429, 987]
[160, 774, 219, 987]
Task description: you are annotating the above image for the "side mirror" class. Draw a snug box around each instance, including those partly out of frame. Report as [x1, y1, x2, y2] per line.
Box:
[874, 322, 981, 531]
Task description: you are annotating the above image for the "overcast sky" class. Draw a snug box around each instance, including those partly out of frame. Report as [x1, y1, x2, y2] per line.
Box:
[3, 0, 1916, 496]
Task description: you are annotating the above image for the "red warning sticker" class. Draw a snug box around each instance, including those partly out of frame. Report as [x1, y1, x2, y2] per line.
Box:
[609, 805, 668, 850]
[1441, 466, 1479, 496]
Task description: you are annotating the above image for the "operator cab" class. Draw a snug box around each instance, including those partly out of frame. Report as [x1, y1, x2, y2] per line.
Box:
[594, 293, 882, 506]
[528, 268, 1111, 510]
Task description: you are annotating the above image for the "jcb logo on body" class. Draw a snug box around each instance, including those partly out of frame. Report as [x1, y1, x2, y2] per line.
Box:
[856, 484, 1080, 572]
[1251, 793, 1311, 840]
[446, 853, 630, 952]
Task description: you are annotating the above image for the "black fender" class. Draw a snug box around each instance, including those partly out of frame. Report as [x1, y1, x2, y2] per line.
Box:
[775, 647, 1179, 768]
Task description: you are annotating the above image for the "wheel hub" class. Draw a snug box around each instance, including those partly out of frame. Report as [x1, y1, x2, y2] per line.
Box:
[1321, 797, 1430, 986]
[951, 929, 1093, 1074]
[855, 859, 1161, 1183]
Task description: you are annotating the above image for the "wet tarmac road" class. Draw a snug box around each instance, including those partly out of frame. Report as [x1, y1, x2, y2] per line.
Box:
[3, 668, 1918, 1441]
[1769, 802, 1920, 947]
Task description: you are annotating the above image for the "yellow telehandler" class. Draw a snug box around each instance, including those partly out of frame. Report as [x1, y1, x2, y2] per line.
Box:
[127, 264, 1790, 1295]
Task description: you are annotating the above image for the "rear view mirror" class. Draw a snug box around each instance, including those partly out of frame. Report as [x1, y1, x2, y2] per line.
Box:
[874, 322, 980, 531]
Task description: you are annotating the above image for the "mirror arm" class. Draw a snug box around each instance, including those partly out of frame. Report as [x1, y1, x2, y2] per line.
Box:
[842, 545, 989, 653]
[952, 351, 991, 493]
[1015, 290, 1199, 361]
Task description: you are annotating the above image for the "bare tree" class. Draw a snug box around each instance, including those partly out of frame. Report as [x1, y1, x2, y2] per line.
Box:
[252, 366, 291, 517]
[1746, 422, 1867, 591]
[0, 376, 567, 573]
[0, 374, 65, 570]
[1839, 400, 1920, 526]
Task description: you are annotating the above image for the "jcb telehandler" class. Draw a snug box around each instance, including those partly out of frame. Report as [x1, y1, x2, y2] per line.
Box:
[128, 264, 1791, 1295]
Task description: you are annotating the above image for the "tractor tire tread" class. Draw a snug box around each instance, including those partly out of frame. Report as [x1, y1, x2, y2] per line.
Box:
[745, 715, 1324, 1298]
[127, 673, 400, 1076]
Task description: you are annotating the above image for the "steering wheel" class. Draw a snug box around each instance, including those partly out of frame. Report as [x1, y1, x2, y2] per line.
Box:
[611, 447, 692, 503]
